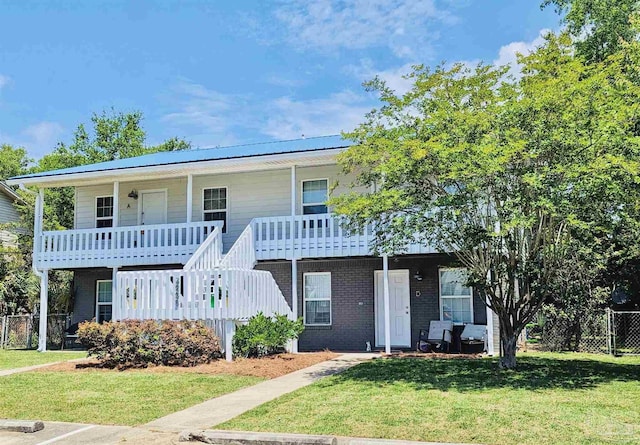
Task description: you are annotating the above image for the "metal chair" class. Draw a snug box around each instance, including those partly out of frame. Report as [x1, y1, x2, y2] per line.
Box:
[416, 320, 453, 353]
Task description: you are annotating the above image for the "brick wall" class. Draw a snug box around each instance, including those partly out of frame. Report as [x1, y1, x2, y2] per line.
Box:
[258, 254, 492, 352]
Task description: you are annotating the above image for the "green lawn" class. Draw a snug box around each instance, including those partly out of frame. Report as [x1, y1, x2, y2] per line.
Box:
[0, 350, 87, 370]
[220, 352, 640, 445]
[0, 371, 262, 425]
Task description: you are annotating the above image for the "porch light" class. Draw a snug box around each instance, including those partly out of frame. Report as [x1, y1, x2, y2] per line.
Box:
[413, 270, 423, 281]
[128, 190, 138, 200]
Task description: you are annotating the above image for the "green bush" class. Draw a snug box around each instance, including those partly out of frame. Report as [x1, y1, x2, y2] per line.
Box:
[233, 313, 304, 358]
[77, 319, 221, 369]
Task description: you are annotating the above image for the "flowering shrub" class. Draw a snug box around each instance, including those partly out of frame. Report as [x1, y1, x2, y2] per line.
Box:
[77, 319, 221, 369]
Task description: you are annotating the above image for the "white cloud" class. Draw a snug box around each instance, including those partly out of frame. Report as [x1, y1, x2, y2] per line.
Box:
[273, 0, 456, 58]
[345, 60, 417, 95]
[0, 74, 10, 92]
[261, 90, 370, 139]
[0, 121, 65, 159]
[493, 29, 551, 78]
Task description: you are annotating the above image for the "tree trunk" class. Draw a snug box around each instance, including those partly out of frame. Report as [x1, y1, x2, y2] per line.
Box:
[500, 334, 518, 369]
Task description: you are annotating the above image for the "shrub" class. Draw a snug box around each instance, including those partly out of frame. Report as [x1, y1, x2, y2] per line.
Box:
[77, 319, 221, 369]
[233, 313, 304, 358]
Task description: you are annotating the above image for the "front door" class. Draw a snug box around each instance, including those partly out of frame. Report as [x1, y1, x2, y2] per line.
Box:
[139, 191, 167, 225]
[375, 269, 411, 347]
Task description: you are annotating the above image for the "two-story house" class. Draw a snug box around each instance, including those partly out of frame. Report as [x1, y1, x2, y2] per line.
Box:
[8, 135, 499, 358]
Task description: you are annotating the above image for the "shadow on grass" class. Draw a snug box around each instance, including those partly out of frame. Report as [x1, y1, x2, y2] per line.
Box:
[322, 355, 640, 392]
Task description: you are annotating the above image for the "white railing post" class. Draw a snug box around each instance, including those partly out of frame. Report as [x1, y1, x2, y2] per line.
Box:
[186, 174, 193, 224]
[37, 270, 49, 352]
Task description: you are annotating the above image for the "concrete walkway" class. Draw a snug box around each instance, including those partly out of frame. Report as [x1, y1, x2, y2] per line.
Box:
[0, 358, 87, 377]
[145, 353, 378, 432]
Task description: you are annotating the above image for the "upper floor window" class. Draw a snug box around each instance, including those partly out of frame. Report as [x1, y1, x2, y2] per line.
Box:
[96, 196, 114, 228]
[302, 179, 328, 215]
[439, 268, 473, 324]
[203, 187, 227, 233]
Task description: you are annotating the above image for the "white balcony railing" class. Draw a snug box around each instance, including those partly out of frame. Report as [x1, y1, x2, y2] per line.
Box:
[115, 267, 292, 321]
[36, 221, 223, 269]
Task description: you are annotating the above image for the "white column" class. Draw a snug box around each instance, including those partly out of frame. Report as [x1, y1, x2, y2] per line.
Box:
[37, 270, 49, 352]
[224, 319, 236, 362]
[291, 258, 299, 353]
[289, 165, 299, 353]
[112, 267, 119, 321]
[33, 189, 44, 270]
[383, 254, 391, 355]
[112, 181, 119, 227]
[485, 298, 495, 356]
[186, 174, 193, 224]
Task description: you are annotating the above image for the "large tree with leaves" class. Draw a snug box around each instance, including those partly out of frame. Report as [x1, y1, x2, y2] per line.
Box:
[332, 34, 640, 368]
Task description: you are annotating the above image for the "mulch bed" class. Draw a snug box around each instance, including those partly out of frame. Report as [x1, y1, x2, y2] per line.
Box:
[35, 351, 339, 379]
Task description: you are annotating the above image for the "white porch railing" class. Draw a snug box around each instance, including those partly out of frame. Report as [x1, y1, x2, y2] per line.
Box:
[252, 213, 435, 260]
[184, 226, 223, 270]
[115, 267, 292, 321]
[36, 221, 223, 269]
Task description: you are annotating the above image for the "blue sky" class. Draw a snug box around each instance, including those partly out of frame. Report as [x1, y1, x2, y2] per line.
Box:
[0, 1, 559, 159]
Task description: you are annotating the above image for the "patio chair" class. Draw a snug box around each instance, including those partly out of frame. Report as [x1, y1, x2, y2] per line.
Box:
[416, 320, 453, 353]
[460, 324, 487, 354]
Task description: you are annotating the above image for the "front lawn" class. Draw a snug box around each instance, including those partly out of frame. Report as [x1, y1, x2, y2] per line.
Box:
[220, 352, 640, 445]
[0, 350, 87, 370]
[0, 371, 262, 425]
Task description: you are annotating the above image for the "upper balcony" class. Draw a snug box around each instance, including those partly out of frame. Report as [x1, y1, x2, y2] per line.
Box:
[35, 221, 222, 270]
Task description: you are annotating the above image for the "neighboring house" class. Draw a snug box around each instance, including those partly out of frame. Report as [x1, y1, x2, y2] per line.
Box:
[0, 181, 24, 248]
[8, 135, 499, 356]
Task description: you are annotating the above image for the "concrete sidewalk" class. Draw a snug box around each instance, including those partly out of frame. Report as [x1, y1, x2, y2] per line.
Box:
[145, 353, 378, 432]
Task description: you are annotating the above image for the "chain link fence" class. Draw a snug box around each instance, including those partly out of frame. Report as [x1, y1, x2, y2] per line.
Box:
[611, 311, 640, 355]
[0, 314, 72, 350]
[526, 309, 640, 355]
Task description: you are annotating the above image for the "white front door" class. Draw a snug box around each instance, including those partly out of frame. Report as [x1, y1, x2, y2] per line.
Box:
[375, 269, 411, 347]
[139, 191, 167, 225]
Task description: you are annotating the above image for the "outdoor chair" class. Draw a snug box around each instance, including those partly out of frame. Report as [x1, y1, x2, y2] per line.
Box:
[416, 320, 453, 353]
[460, 324, 487, 354]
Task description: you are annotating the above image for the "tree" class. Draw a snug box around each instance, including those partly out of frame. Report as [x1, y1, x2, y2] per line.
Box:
[332, 33, 640, 368]
[543, 0, 640, 63]
[0, 144, 32, 180]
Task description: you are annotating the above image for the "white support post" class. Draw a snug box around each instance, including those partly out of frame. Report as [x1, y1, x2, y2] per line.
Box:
[224, 319, 235, 362]
[485, 298, 495, 356]
[37, 270, 49, 352]
[33, 189, 44, 266]
[113, 181, 119, 227]
[382, 254, 391, 355]
[112, 267, 119, 321]
[290, 258, 299, 353]
[290, 165, 296, 217]
[186, 174, 193, 224]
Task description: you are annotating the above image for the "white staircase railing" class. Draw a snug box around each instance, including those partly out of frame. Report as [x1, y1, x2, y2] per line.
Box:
[184, 226, 223, 270]
[115, 267, 291, 321]
[115, 219, 293, 322]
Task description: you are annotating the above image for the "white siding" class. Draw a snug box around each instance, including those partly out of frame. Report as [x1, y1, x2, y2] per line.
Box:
[0, 191, 21, 247]
[74, 164, 359, 248]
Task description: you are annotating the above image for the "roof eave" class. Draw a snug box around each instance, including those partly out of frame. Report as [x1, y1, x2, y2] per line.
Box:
[7, 148, 344, 188]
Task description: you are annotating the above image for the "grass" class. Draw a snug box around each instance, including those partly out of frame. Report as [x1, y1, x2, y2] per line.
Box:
[0, 371, 262, 425]
[220, 352, 640, 445]
[0, 350, 87, 370]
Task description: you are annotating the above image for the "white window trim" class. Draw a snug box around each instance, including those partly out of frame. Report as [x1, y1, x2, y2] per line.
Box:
[301, 178, 329, 215]
[95, 195, 114, 228]
[303, 272, 332, 326]
[438, 267, 474, 325]
[95, 279, 113, 323]
[202, 186, 229, 233]
[136, 189, 168, 225]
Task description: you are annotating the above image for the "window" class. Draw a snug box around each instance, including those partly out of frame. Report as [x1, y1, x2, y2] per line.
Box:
[203, 187, 227, 233]
[96, 280, 113, 323]
[95, 196, 114, 228]
[304, 272, 331, 325]
[439, 268, 473, 324]
[302, 179, 328, 215]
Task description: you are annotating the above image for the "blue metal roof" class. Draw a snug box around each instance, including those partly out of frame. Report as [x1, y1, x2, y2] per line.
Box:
[12, 135, 351, 180]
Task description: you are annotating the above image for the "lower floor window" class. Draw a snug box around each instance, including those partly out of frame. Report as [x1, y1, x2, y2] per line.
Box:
[96, 280, 113, 323]
[439, 268, 473, 323]
[304, 272, 331, 325]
